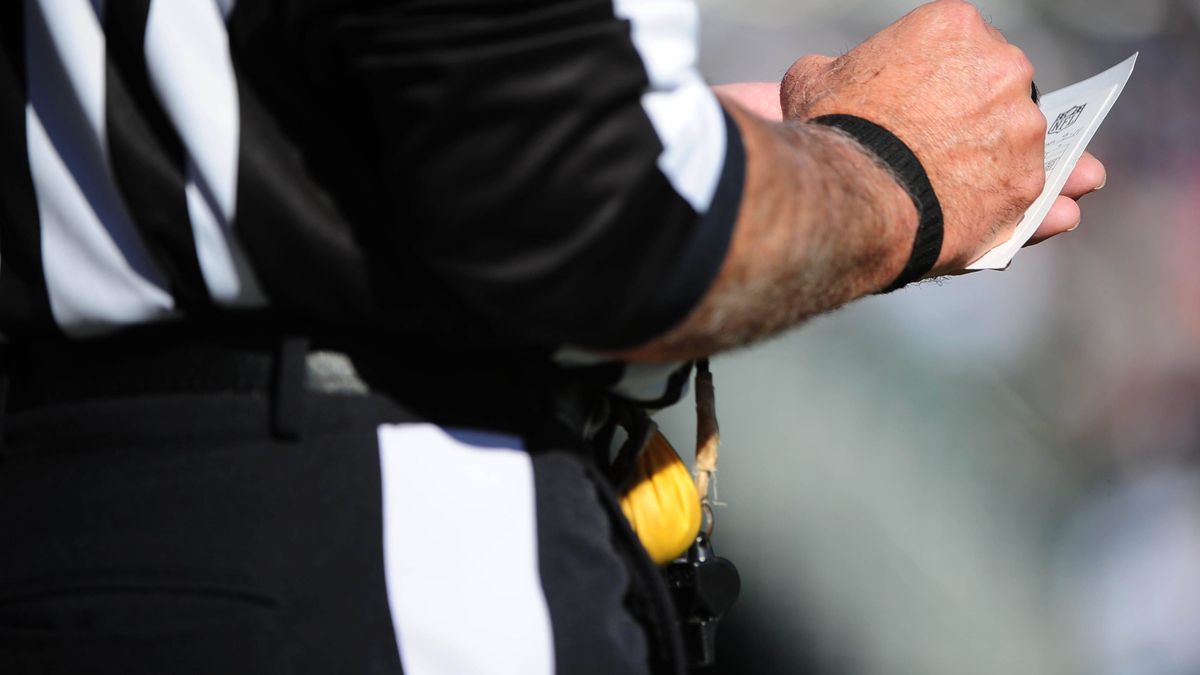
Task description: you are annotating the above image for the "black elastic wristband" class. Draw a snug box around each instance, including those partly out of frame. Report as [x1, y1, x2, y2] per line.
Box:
[811, 114, 943, 292]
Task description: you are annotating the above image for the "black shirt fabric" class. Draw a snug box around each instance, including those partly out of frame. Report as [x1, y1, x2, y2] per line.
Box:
[0, 0, 745, 406]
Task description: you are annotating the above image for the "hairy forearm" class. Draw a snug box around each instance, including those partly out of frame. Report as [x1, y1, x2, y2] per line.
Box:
[615, 99, 917, 362]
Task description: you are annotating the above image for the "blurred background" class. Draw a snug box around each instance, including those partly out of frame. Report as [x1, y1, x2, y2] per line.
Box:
[654, 1, 1200, 673]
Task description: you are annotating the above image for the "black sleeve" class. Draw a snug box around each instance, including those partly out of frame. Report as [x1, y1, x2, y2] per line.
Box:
[325, 0, 745, 350]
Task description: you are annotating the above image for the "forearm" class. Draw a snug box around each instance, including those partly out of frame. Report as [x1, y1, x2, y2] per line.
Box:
[614, 1, 1093, 363]
[615, 99, 917, 362]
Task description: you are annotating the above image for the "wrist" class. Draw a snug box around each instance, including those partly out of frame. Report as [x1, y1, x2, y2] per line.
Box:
[786, 121, 917, 291]
[811, 114, 943, 291]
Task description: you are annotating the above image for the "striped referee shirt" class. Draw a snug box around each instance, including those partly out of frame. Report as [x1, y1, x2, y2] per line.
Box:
[0, 0, 745, 405]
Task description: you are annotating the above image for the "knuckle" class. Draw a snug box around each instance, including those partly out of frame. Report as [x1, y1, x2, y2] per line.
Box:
[1018, 169, 1046, 202]
[806, 54, 837, 73]
[937, 0, 982, 25]
[1006, 44, 1035, 81]
[986, 46, 1037, 99]
[1029, 107, 1048, 137]
[786, 54, 829, 81]
[1031, 171, 1047, 197]
[1018, 104, 1048, 142]
[782, 55, 838, 116]
[1008, 100, 1042, 129]
[934, 0, 972, 12]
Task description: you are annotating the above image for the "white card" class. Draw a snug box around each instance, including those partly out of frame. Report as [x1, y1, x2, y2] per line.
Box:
[966, 53, 1138, 270]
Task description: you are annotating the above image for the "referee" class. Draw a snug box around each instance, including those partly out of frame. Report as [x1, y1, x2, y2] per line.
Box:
[0, 1, 1104, 673]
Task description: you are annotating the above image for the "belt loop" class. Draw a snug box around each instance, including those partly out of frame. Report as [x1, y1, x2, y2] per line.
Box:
[0, 343, 8, 456]
[271, 335, 309, 441]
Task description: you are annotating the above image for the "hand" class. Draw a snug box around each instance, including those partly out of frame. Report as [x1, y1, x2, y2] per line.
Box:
[780, 0, 1047, 274]
[1024, 151, 1106, 246]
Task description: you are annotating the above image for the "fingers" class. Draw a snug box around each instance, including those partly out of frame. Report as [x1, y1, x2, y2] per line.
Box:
[713, 82, 784, 122]
[1024, 154, 1106, 247]
[1061, 151, 1106, 198]
[1020, 151, 1108, 248]
[1025, 195, 1080, 246]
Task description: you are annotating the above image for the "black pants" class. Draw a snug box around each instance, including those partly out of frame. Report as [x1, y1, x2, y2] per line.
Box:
[0, 390, 683, 674]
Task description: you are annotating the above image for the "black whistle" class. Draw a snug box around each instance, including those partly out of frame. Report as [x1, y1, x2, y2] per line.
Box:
[666, 538, 741, 668]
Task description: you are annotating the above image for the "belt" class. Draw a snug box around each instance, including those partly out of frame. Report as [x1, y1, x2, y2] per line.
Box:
[1, 327, 368, 440]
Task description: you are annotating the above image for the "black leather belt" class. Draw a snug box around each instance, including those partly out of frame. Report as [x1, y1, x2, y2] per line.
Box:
[0, 326, 367, 440]
[0, 323, 610, 446]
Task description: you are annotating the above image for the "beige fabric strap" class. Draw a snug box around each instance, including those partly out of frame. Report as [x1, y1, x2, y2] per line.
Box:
[693, 359, 719, 503]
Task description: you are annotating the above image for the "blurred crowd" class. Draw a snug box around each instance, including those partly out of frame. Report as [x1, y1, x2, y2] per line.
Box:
[654, 1, 1200, 673]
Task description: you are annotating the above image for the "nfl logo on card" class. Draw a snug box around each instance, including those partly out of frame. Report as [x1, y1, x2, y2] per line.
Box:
[1049, 105, 1087, 134]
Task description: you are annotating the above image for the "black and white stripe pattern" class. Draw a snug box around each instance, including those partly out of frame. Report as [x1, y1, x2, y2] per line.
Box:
[2, 0, 741, 668]
[378, 424, 555, 674]
[377, 421, 678, 674]
[3, 0, 735, 407]
[25, 0, 177, 337]
[549, 0, 726, 409]
[10, 0, 263, 339]
[143, 0, 264, 309]
[613, 0, 727, 215]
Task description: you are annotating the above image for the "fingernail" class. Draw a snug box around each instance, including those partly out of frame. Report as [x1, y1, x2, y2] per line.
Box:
[1097, 177, 1107, 190]
[1068, 219, 1082, 232]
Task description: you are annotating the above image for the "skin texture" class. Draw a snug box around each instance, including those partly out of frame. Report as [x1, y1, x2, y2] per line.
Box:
[619, 103, 918, 362]
[615, 0, 1106, 363]
[710, 83, 1105, 246]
